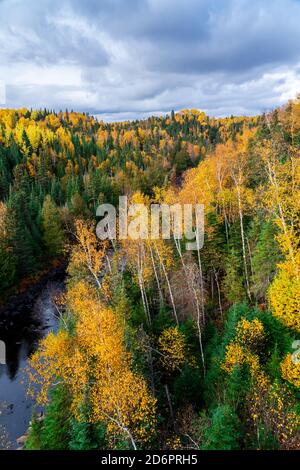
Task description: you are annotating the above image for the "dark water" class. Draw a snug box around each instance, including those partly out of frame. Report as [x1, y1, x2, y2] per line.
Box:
[0, 281, 63, 449]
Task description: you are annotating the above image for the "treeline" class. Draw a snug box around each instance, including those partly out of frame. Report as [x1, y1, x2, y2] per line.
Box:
[1, 99, 300, 449]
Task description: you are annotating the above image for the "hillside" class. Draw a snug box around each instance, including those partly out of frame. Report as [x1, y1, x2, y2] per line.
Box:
[0, 99, 299, 450]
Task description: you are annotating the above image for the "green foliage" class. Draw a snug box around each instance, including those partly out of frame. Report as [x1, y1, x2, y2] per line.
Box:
[247, 424, 279, 450]
[1, 104, 299, 450]
[173, 364, 202, 409]
[222, 250, 246, 303]
[0, 245, 17, 293]
[41, 195, 64, 258]
[200, 405, 242, 450]
[250, 220, 281, 299]
[24, 413, 43, 450]
[224, 365, 251, 409]
[69, 419, 106, 450]
[152, 308, 175, 336]
[39, 386, 71, 450]
[6, 190, 42, 276]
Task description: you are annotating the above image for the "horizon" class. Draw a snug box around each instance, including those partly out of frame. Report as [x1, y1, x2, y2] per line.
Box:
[1, 0, 300, 120]
[0, 103, 283, 124]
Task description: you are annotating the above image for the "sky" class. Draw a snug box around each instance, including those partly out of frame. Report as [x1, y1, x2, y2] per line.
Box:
[0, 0, 300, 121]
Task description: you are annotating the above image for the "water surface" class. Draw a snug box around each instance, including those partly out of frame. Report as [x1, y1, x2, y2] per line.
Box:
[0, 281, 63, 449]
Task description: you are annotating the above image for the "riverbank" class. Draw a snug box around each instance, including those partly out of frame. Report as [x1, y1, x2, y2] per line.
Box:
[0, 261, 67, 320]
[0, 268, 66, 449]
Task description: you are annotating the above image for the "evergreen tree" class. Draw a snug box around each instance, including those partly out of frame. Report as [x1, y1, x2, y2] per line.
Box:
[40, 386, 71, 450]
[250, 220, 281, 300]
[41, 195, 64, 259]
[200, 405, 242, 450]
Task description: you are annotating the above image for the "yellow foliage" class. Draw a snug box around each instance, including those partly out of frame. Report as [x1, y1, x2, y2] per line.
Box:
[262, 137, 300, 333]
[165, 436, 182, 450]
[249, 381, 300, 449]
[67, 219, 107, 288]
[281, 354, 300, 388]
[221, 316, 300, 448]
[29, 280, 156, 447]
[222, 318, 265, 373]
[97, 129, 109, 147]
[222, 335, 268, 389]
[158, 327, 186, 371]
[236, 318, 265, 350]
[221, 342, 245, 373]
[268, 270, 300, 333]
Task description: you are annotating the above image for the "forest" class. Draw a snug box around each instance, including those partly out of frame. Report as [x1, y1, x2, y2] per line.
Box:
[0, 98, 299, 450]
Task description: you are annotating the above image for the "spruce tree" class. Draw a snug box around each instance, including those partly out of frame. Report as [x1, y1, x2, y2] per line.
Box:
[41, 195, 64, 259]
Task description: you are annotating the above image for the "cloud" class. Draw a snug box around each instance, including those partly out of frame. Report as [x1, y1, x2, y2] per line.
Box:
[0, 0, 300, 119]
[0, 1, 109, 67]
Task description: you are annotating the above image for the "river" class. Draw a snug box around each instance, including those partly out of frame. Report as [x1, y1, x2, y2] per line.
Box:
[0, 278, 64, 449]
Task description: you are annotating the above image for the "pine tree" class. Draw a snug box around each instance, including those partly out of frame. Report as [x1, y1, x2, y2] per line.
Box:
[41, 195, 64, 259]
[200, 405, 242, 450]
[40, 386, 71, 450]
[250, 220, 281, 300]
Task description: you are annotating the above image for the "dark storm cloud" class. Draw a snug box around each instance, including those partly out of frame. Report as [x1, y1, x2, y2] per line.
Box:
[0, 1, 108, 67]
[10, 27, 108, 67]
[67, 0, 300, 73]
[0, 0, 300, 118]
[91, 0, 300, 74]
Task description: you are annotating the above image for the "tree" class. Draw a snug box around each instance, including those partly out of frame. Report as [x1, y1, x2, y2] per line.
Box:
[41, 195, 64, 258]
[67, 219, 107, 289]
[158, 327, 186, 372]
[0, 202, 17, 293]
[261, 136, 300, 332]
[29, 281, 157, 449]
[200, 405, 242, 450]
[250, 220, 281, 300]
[39, 385, 71, 450]
[222, 250, 245, 303]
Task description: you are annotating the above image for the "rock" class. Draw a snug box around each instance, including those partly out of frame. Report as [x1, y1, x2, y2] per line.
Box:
[16, 435, 27, 445]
